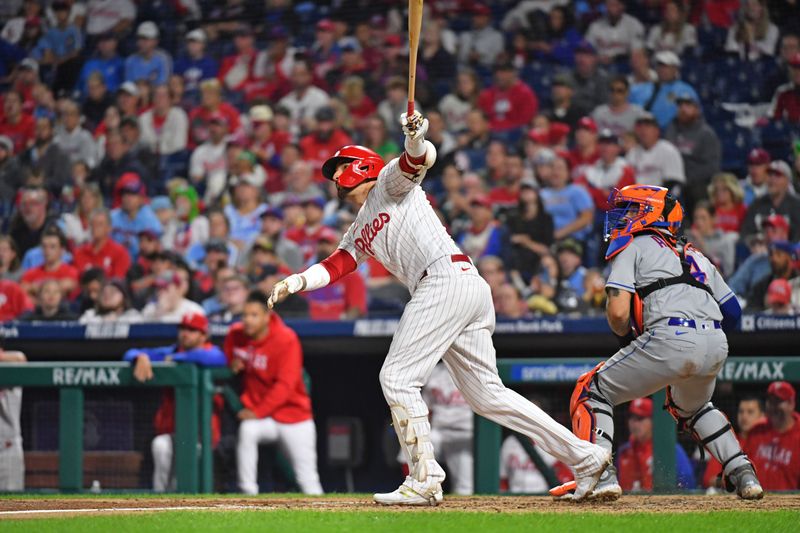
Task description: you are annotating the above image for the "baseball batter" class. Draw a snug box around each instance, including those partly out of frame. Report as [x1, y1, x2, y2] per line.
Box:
[269, 111, 610, 505]
[550, 185, 763, 501]
[0, 349, 26, 492]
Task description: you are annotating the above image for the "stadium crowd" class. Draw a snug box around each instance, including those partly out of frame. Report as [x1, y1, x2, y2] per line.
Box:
[0, 0, 799, 325]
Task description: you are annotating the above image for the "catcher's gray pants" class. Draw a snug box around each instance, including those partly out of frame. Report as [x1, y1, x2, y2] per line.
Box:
[587, 321, 749, 477]
[379, 259, 606, 474]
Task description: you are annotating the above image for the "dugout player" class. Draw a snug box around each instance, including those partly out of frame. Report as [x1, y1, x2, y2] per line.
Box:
[123, 311, 226, 492]
[551, 185, 763, 501]
[225, 290, 323, 495]
[268, 111, 610, 505]
[743, 381, 800, 490]
[0, 348, 26, 491]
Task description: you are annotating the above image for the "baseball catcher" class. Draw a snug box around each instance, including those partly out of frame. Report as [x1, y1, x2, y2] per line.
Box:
[551, 185, 763, 501]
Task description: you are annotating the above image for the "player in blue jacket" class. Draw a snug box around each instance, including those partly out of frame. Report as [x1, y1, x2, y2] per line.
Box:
[123, 311, 225, 491]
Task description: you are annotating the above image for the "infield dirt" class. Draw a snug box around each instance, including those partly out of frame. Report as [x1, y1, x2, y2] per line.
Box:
[0, 494, 797, 518]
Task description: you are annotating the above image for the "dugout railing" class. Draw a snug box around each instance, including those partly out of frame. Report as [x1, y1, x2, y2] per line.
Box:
[474, 356, 800, 494]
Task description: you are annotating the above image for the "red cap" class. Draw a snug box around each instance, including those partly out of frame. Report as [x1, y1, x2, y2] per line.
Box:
[549, 122, 571, 145]
[629, 397, 653, 418]
[789, 52, 800, 68]
[470, 194, 492, 208]
[472, 4, 491, 16]
[527, 128, 550, 144]
[316, 19, 334, 32]
[747, 148, 771, 166]
[179, 311, 208, 334]
[767, 381, 796, 402]
[763, 214, 790, 233]
[208, 112, 228, 125]
[317, 227, 339, 243]
[767, 278, 792, 306]
[577, 117, 598, 133]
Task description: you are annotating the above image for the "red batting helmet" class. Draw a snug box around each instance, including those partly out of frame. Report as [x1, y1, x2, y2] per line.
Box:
[321, 145, 385, 189]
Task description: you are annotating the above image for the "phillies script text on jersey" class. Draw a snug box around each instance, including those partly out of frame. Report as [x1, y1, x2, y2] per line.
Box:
[354, 212, 390, 256]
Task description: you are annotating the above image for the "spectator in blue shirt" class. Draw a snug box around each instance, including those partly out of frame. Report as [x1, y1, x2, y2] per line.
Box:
[111, 174, 163, 259]
[77, 32, 124, 96]
[539, 152, 594, 243]
[125, 21, 171, 86]
[31, 1, 83, 93]
[173, 29, 218, 102]
[457, 195, 507, 260]
[629, 50, 698, 129]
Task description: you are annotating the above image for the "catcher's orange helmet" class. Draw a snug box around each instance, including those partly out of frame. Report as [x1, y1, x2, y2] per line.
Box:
[604, 185, 683, 260]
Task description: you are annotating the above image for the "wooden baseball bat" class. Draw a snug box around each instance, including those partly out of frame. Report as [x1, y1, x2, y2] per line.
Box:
[407, 0, 423, 116]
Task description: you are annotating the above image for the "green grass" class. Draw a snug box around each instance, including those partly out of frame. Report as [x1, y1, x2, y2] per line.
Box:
[2, 510, 798, 532]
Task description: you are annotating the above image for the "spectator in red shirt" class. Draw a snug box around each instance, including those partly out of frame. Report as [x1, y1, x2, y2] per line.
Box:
[488, 151, 526, 209]
[188, 78, 242, 148]
[73, 208, 132, 279]
[477, 62, 538, 134]
[20, 226, 78, 299]
[770, 52, 800, 122]
[574, 129, 636, 211]
[0, 279, 33, 321]
[247, 105, 290, 193]
[0, 91, 35, 154]
[743, 381, 800, 490]
[225, 290, 323, 495]
[568, 117, 600, 180]
[304, 229, 367, 320]
[299, 107, 354, 182]
[218, 23, 267, 99]
[704, 396, 765, 489]
[339, 76, 376, 133]
[708, 173, 747, 233]
[284, 198, 329, 264]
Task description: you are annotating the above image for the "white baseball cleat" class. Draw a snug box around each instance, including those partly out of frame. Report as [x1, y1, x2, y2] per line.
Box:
[572, 449, 613, 502]
[373, 477, 444, 506]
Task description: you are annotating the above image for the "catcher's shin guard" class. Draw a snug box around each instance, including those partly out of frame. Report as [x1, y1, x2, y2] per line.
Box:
[664, 389, 751, 478]
[550, 363, 615, 499]
[570, 363, 614, 446]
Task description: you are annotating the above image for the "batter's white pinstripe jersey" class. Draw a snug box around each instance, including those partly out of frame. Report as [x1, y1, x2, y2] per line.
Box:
[338, 158, 462, 290]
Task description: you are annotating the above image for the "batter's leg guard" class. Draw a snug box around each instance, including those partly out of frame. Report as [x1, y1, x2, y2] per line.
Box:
[390, 405, 445, 492]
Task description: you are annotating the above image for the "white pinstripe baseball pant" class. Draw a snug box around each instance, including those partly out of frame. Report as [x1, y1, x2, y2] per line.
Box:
[379, 256, 603, 473]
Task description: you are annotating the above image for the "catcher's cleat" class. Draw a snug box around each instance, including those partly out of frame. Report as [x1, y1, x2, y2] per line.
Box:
[725, 464, 764, 500]
[586, 465, 622, 502]
[373, 477, 444, 506]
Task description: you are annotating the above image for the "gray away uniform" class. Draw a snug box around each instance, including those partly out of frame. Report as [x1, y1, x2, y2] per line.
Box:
[0, 387, 24, 491]
[587, 232, 749, 479]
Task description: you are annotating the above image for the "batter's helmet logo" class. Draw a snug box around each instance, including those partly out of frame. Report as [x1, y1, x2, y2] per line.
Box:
[354, 212, 390, 256]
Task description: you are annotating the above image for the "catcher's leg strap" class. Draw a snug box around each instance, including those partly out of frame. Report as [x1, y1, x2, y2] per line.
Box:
[390, 405, 444, 484]
[570, 362, 613, 444]
[664, 390, 750, 478]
